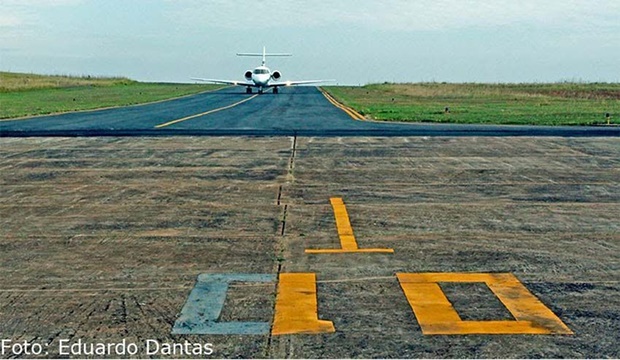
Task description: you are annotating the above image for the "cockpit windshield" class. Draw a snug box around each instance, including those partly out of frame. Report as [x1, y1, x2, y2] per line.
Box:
[253, 69, 270, 75]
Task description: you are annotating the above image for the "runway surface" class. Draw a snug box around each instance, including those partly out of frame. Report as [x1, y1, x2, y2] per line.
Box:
[1, 136, 618, 358]
[1, 86, 619, 137]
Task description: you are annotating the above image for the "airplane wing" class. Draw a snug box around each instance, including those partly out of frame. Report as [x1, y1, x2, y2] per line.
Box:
[191, 78, 255, 87]
[268, 80, 335, 87]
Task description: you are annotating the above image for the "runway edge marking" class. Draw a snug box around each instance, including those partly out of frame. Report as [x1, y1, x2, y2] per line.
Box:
[318, 87, 366, 121]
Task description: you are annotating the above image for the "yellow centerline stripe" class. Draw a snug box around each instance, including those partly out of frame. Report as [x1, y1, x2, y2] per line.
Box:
[155, 94, 259, 128]
[319, 88, 366, 121]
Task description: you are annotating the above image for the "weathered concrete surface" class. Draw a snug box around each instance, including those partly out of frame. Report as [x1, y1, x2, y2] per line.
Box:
[0, 136, 618, 358]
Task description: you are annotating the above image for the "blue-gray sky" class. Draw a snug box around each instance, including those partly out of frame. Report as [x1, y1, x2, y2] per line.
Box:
[1, 0, 619, 84]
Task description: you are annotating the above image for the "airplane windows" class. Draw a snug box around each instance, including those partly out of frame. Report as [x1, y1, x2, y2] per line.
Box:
[253, 69, 269, 74]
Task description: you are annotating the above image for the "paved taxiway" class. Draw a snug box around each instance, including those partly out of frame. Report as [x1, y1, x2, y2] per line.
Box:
[1, 86, 619, 137]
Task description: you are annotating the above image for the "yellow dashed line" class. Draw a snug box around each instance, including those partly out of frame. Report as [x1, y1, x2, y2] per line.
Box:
[155, 94, 259, 128]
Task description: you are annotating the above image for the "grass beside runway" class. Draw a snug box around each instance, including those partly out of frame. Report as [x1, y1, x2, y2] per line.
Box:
[323, 83, 620, 126]
[0, 72, 223, 119]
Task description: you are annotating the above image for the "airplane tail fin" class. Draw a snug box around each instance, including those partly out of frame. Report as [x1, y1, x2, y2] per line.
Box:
[237, 46, 291, 65]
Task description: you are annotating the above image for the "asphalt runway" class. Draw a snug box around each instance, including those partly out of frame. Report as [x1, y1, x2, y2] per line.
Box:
[1, 86, 619, 137]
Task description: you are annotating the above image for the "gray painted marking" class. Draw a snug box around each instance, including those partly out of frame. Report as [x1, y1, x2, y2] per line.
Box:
[172, 273, 276, 335]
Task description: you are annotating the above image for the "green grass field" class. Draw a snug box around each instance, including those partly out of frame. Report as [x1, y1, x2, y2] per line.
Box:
[323, 83, 620, 126]
[0, 72, 221, 119]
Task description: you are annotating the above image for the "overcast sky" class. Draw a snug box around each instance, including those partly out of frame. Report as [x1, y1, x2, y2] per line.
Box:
[1, 0, 619, 84]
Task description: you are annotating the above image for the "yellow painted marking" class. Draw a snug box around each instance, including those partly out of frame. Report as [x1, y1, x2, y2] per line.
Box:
[397, 273, 573, 335]
[319, 88, 366, 120]
[323, 91, 364, 120]
[155, 94, 259, 128]
[271, 273, 335, 335]
[305, 198, 394, 254]
[330, 198, 357, 250]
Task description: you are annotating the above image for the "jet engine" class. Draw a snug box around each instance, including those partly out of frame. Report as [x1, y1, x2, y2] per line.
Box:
[244, 70, 253, 81]
[271, 70, 282, 81]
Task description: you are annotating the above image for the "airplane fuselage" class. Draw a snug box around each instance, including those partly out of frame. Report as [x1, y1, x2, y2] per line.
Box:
[250, 66, 272, 87]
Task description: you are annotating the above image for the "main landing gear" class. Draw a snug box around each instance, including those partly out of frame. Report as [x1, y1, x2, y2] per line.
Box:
[245, 87, 278, 94]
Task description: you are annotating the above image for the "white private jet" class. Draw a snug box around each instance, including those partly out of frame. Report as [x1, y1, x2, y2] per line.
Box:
[192, 47, 332, 94]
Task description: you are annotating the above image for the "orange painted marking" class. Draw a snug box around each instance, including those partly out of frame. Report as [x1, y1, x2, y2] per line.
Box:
[271, 273, 335, 335]
[305, 198, 394, 254]
[397, 273, 573, 335]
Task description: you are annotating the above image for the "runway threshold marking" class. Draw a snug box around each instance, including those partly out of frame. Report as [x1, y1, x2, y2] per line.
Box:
[319, 88, 366, 121]
[397, 273, 574, 335]
[305, 197, 394, 254]
[155, 94, 259, 128]
[271, 273, 336, 335]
